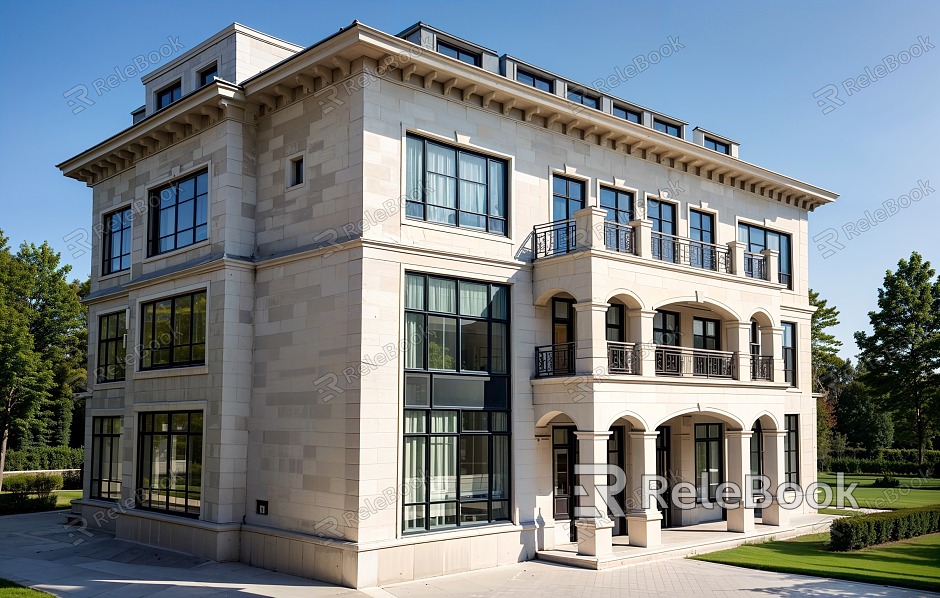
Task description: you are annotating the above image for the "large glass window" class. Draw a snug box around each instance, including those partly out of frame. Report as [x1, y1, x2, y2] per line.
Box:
[693, 317, 720, 350]
[156, 81, 182, 110]
[517, 69, 553, 92]
[437, 41, 480, 66]
[613, 105, 641, 123]
[102, 208, 131, 275]
[140, 290, 207, 370]
[782, 322, 796, 386]
[137, 411, 203, 516]
[654, 310, 680, 346]
[689, 209, 715, 269]
[403, 273, 511, 532]
[405, 135, 507, 235]
[97, 311, 126, 383]
[695, 423, 722, 501]
[653, 119, 681, 137]
[738, 223, 792, 288]
[552, 176, 584, 222]
[148, 169, 209, 256]
[91, 416, 122, 500]
[566, 88, 599, 110]
[784, 415, 799, 484]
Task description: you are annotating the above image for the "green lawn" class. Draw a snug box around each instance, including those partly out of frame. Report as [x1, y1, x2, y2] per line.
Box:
[693, 532, 940, 592]
[817, 474, 940, 509]
[0, 489, 82, 515]
[0, 579, 50, 597]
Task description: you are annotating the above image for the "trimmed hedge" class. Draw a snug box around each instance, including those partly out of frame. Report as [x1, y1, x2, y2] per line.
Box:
[2, 473, 63, 500]
[827, 458, 933, 476]
[829, 505, 940, 551]
[4, 446, 84, 471]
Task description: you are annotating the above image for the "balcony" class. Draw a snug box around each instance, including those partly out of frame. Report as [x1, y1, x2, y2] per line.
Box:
[603, 222, 636, 255]
[744, 251, 766, 280]
[536, 342, 575, 377]
[654, 346, 736, 379]
[533, 220, 577, 259]
[651, 232, 732, 273]
[750, 355, 774, 381]
[607, 342, 640, 374]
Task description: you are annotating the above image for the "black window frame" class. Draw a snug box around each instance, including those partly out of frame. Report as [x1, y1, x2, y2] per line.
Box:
[784, 415, 799, 484]
[613, 105, 641, 123]
[148, 169, 209, 256]
[750, 420, 763, 493]
[654, 310, 680, 346]
[139, 289, 207, 371]
[156, 80, 182, 110]
[653, 118, 681, 137]
[606, 303, 625, 342]
[405, 134, 508, 236]
[737, 223, 793, 288]
[704, 136, 730, 155]
[136, 410, 203, 517]
[289, 156, 304, 187]
[436, 40, 480, 66]
[693, 316, 721, 350]
[689, 209, 716, 269]
[566, 88, 599, 110]
[402, 273, 511, 533]
[782, 322, 796, 386]
[552, 175, 585, 222]
[198, 63, 218, 88]
[695, 423, 723, 502]
[517, 69, 553, 92]
[91, 415, 122, 501]
[97, 311, 127, 383]
[102, 207, 132, 275]
[600, 186, 634, 224]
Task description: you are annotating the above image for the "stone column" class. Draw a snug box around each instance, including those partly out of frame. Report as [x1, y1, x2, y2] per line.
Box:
[760, 325, 784, 383]
[762, 248, 779, 283]
[726, 430, 755, 533]
[630, 219, 652, 259]
[574, 302, 610, 375]
[574, 206, 607, 251]
[728, 240, 746, 277]
[762, 429, 790, 526]
[626, 430, 663, 547]
[725, 321, 751, 381]
[574, 431, 614, 556]
[629, 309, 658, 376]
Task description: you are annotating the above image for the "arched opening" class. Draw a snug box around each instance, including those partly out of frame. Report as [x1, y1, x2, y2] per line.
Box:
[536, 292, 577, 377]
[651, 298, 740, 379]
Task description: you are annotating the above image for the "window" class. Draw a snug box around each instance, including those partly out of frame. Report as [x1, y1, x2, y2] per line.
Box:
[97, 311, 126, 383]
[91, 416, 122, 500]
[566, 88, 599, 110]
[198, 64, 218, 87]
[689, 210, 715, 269]
[750, 320, 761, 356]
[648, 199, 677, 262]
[600, 187, 633, 224]
[653, 119, 681, 137]
[695, 423, 722, 501]
[613, 105, 641, 123]
[705, 136, 730, 155]
[517, 69, 552, 92]
[156, 81, 182, 110]
[437, 41, 480, 66]
[750, 421, 763, 493]
[289, 156, 304, 187]
[605, 304, 625, 342]
[140, 290, 207, 370]
[405, 134, 507, 235]
[148, 169, 209, 255]
[402, 273, 511, 532]
[552, 175, 584, 221]
[738, 223, 792, 287]
[102, 208, 131, 275]
[693, 317, 720, 350]
[784, 415, 799, 484]
[782, 322, 796, 386]
[653, 310, 680, 346]
[137, 411, 203, 516]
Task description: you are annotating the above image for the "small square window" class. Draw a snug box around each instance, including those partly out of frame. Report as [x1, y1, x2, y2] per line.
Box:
[704, 136, 730, 155]
[289, 156, 304, 187]
[199, 64, 218, 87]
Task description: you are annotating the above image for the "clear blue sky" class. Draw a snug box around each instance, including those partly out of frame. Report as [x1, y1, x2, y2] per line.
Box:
[1, 0, 937, 360]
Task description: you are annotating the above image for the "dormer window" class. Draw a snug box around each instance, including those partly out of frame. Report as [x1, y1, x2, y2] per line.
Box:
[567, 88, 599, 110]
[704, 136, 730, 155]
[437, 40, 480, 66]
[613, 105, 641, 124]
[198, 63, 219, 87]
[156, 81, 182, 110]
[653, 118, 681, 138]
[517, 69, 553, 92]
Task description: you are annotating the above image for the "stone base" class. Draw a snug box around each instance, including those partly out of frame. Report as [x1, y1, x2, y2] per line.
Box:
[575, 517, 614, 556]
[726, 504, 755, 532]
[761, 502, 790, 526]
[626, 510, 663, 547]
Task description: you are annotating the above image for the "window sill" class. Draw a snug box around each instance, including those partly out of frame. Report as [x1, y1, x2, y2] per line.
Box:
[402, 217, 514, 245]
[93, 380, 126, 391]
[99, 269, 130, 284]
[143, 240, 210, 264]
[135, 365, 208, 380]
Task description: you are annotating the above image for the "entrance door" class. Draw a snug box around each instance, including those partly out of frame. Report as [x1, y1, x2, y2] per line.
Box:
[607, 426, 626, 535]
[552, 426, 578, 541]
[552, 298, 575, 374]
[655, 425, 672, 528]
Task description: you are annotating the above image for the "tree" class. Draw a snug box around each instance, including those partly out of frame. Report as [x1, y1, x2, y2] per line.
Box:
[809, 288, 843, 394]
[836, 377, 894, 453]
[855, 252, 940, 465]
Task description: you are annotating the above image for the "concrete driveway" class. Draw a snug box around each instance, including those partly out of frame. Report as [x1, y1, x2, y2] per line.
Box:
[0, 510, 929, 597]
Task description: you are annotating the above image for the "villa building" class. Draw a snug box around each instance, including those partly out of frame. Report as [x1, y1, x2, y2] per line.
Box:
[58, 20, 836, 588]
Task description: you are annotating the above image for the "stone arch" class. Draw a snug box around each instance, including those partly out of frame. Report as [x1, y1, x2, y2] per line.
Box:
[751, 411, 781, 431]
[603, 410, 650, 432]
[652, 295, 742, 322]
[534, 287, 577, 307]
[604, 288, 645, 311]
[652, 406, 747, 431]
[746, 307, 776, 328]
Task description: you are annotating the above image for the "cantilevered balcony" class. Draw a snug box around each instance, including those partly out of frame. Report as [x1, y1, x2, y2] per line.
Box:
[535, 342, 575, 377]
[750, 355, 775, 381]
[607, 341, 640, 374]
[654, 346, 736, 378]
[651, 232, 732, 273]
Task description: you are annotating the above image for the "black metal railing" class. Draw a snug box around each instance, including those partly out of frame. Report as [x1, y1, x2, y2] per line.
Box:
[655, 346, 736, 379]
[533, 220, 577, 260]
[778, 271, 792, 288]
[744, 252, 767, 280]
[607, 342, 640, 374]
[750, 355, 774, 381]
[652, 232, 732, 273]
[536, 342, 575, 377]
[603, 222, 636, 255]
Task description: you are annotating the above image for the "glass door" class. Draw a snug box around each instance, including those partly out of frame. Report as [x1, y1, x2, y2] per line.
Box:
[655, 426, 672, 528]
[552, 426, 578, 541]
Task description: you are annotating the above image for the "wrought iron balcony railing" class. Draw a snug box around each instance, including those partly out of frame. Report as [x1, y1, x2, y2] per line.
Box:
[535, 342, 575, 377]
[607, 342, 640, 374]
[750, 355, 774, 381]
[603, 221, 636, 255]
[744, 251, 767, 280]
[655, 346, 736, 379]
[778, 271, 792, 289]
[533, 220, 577, 259]
[651, 232, 732, 273]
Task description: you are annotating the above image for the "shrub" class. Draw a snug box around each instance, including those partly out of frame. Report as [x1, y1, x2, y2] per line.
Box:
[2, 473, 33, 501]
[4, 446, 84, 471]
[1, 472, 64, 500]
[31, 473, 64, 499]
[61, 469, 82, 490]
[829, 506, 940, 551]
[827, 458, 926, 475]
[870, 475, 900, 488]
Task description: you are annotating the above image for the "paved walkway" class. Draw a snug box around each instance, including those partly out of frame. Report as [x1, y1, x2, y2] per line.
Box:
[0, 510, 930, 597]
